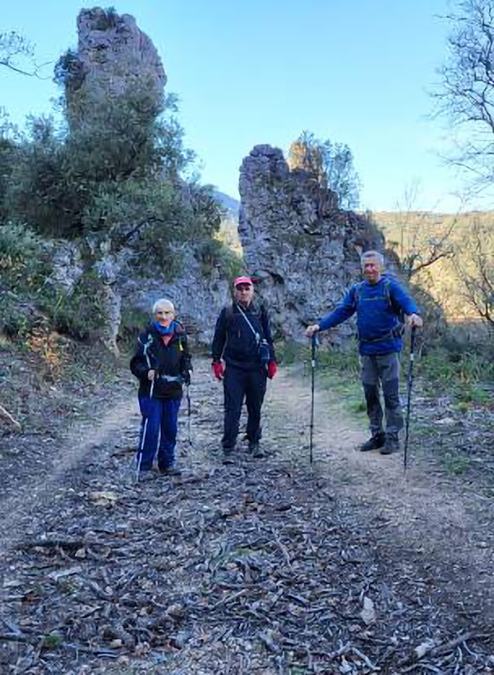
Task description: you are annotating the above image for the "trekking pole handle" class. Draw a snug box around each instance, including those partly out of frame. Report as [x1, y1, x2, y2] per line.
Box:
[311, 334, 319, 366]
[410, 325, 416, 360]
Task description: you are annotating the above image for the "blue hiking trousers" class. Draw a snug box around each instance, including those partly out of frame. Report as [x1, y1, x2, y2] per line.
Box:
[137, 396, 181, 471]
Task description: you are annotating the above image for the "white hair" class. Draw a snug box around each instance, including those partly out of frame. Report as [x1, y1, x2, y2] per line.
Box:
[361, 250, 384, 268]
[152, 298, 175, 314]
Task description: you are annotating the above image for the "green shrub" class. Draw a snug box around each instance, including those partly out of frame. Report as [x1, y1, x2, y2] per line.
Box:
[1, 294, 35, 338]
[40, 272, 107, 341]
[0, 223, 52, 336]
[198, 237, 244, 279]
[0, 222, 49, 282]
[118, 305, 149, 349]
[4, 86, 198, 240]
[53, 49, 84, 89]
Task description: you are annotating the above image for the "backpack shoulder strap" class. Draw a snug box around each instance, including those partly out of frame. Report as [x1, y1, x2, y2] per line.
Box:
[138, 329, 154, 350]
[225, 304, 235, 325]
[383, 277, 391, 304]
[353, 281, 365, 307]
[258, 304, 269, 337]
[384, 277, 404, 318]
[174, 320, 187, 351]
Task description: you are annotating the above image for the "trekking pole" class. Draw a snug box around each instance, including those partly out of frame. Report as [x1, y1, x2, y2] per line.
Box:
[134, 344, 155, 484]
[403, 326, 417, 473]
[186, 383, 192, 446]
[309, 334, 318, 464]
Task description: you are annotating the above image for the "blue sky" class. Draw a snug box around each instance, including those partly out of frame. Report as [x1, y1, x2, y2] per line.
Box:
[1, 0, 482, 212]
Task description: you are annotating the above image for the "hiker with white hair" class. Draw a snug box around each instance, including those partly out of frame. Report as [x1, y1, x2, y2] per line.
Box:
[130, 298, 192, 479]
[305, 251, 423, 455]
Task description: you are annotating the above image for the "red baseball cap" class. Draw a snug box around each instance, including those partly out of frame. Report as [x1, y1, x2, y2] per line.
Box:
[233, 276, 253, 287]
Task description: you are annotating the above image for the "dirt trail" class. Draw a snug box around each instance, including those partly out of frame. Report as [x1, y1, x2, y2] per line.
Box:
[0, 396, 137, 556]
[1, 358, 493, 673]
[267, 365, 494, 611]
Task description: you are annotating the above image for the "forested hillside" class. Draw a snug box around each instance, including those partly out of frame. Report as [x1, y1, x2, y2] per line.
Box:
[373, 211, 494, 327]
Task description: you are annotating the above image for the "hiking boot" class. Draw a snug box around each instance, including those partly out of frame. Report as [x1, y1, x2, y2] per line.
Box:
[249, 442, 264, 458]
[222, 448, 235, 465]
[360, 433, 385, 452]
[138, 470, 155, 483]
[381, 435, 400, 455]
[159, 466, 182, 477]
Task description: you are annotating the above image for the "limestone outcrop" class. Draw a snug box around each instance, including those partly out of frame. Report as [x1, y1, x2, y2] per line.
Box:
[239, 145, 384, 342]
[51, 9, 230, 348]
[59, 7, 166, 124]
[118, 246, 231, 346]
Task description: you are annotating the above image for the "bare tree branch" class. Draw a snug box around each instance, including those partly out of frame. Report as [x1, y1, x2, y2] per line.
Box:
[434, 0, 494, 189]
[0, 31, 50, 78]
[457, 219, 494, 326]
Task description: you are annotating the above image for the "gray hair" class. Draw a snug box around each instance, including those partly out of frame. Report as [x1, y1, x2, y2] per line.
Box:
[152, 298, 175, 314]
[360, 250, 384, 268]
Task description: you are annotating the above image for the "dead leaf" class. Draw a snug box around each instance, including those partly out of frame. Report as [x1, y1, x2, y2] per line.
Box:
[89, 490, 118, 507]
[360, 596, 376, 625]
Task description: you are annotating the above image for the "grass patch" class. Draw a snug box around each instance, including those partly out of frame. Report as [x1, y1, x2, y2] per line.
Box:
[276, 340, 304, 366]
[417, 344, 494, 392]
[279, 338, 493, 425]
[442, 451, 471, 476]
[41, 632, 63, 650]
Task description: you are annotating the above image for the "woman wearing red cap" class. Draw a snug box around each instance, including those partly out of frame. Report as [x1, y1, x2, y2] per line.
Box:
[211, 276, 277, 462]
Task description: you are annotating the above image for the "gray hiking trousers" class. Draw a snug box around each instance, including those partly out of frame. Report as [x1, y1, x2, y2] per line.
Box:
[360, 352, 403, 438]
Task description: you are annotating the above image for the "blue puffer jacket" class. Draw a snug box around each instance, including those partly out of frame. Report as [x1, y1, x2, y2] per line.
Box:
[318, 275, 419, 355]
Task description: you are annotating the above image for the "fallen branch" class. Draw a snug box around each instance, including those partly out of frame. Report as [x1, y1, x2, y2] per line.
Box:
[0, 403, 21, 430]
[18, 538, 85, 552]
[211, 588, 248, 610]
[0, 633, 120, 658]
[399, 631, 489, 667]
[0, 633, 30, 643]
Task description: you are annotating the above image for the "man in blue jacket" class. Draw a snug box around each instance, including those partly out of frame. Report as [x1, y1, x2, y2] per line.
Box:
[305, 251, 423, 455]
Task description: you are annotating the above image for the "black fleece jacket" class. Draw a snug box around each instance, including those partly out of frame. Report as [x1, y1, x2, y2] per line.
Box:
[130, 323, 192, 399]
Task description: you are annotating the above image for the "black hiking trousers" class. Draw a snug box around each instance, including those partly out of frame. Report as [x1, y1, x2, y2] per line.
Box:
[222, 364, 267, 450]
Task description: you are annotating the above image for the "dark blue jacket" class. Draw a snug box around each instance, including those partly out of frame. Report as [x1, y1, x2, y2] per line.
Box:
[130, 323, 191, 399]
[212, 302, 275, 370]
[318, 276, 419, 355]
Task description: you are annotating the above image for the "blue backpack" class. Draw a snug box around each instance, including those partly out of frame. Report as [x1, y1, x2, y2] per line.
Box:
[353, 276, 405, 341]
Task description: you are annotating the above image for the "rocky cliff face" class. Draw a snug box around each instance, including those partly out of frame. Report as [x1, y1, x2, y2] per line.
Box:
[118, 246, 231, 347]
[239, 145, 384, 342]
[51, 9, 231, 350]
[61, 8, 166, 123]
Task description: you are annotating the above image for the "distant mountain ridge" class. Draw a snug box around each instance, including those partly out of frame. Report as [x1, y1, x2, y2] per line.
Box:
[213, 191, 241, 252]
[212, 193, 493, 260]
[213, 190, 240, 218]
[213, 195, 492, 230]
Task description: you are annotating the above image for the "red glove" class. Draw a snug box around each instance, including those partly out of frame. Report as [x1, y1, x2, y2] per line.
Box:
[212, 361, 225, 380]
[267, 361, 277, 379]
